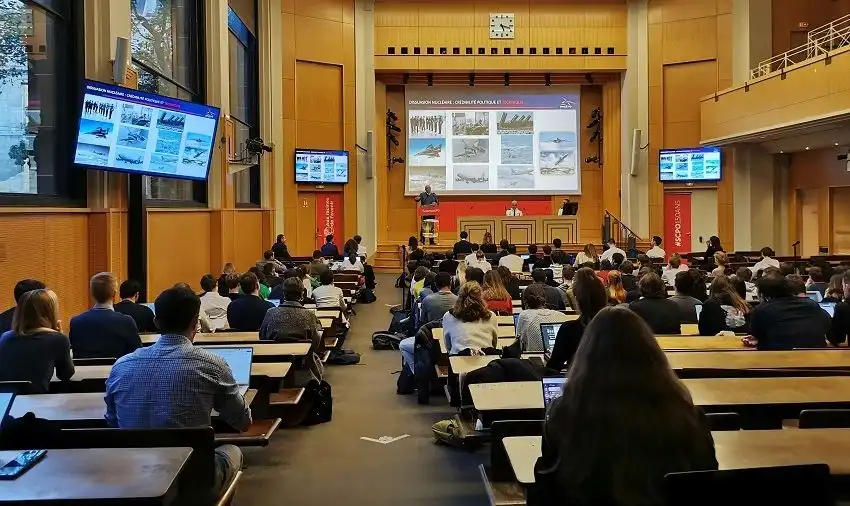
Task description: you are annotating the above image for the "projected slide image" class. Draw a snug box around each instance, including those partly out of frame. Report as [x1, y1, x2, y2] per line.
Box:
[452, 112, 489, 136]
[113, 147, 146, 169]
[704, 157, 720, 177]
[117, 126, 149, 149]
[501, 135, 533, 164]
[540, 151, 577, 175]
[409, 166, 447, 192]
[409, 112, 446, 137]
[660, 155, 674, 179]
[83, 99, 116, 120]
[150, 153, 178, 174]
[539, 132, 576, 151]
[155, 130, 182, 155]
[675, 162, 689, 178]
[453, 165, 490, 190]
[409, 138, 446, 166]
[121, 103, 153, 127]
[497, 111, 534, 134]
[295, 155, 309, 178]
[74, 143, 110, 165]
[77, 119, 114, 145]
[453, 138, 489, 163]
[497, 165, 535, 189]
[157, 111, 186, 132]
[185, 132, 212, 152]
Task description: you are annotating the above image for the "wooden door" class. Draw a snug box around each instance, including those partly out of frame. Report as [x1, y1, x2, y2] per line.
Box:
[296, 192, 318, 256]
[799, 189, 820, 257]
[832, 187, 850, 254]
[690, 189, 718, 252]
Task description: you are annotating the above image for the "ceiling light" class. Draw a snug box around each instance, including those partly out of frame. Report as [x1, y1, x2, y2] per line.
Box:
[780, 150, 784, 153]
[835, 142, 840, 146]
[805, 146, 810, 150]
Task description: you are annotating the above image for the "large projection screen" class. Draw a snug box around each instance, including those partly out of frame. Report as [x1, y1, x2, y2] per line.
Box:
[405, 87, 581, 196]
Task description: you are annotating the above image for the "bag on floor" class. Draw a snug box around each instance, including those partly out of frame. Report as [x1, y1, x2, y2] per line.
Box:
[396, 363, 415, 395]
[372, 331, 404, 350]
[432, 418, 466, 449]
[327, 348, 361, 365]
[388, 309, 413, 336]
[300, 379, 333, 426]
[357, 288, 377, 304]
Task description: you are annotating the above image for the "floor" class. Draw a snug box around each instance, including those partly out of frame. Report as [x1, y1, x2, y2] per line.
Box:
[236, 274, 491, 506]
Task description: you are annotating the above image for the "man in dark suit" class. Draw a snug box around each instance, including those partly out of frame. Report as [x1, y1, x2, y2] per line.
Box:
[0, 279, 46, 335]
[114, 279, 157, 333]
[70, 272, 142, 359]
[452, 231, 474, 258]
[227, 272, 274, 331]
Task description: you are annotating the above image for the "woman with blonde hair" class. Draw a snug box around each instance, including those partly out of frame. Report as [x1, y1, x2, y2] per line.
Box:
[442, 282, 498, 355]
[0, 289, 74, 393]
[698, 274, 750, 336]
[573, 243, 599, 268]
[482, 270, 513, 315]
[452, 260, 468, 293]
[480, 231, 497, 254]
[606, 270, 627, 304]
[711, 251, 729, 277]
[217, 262, 236, 296]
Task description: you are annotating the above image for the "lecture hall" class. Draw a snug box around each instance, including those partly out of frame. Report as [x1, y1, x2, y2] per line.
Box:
[1, 0, 850, 505]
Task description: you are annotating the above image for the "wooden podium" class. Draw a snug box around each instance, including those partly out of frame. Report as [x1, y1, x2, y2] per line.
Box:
[457, 216, 580, 245]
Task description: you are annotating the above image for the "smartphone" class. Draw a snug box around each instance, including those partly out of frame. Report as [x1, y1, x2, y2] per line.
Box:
[0, 450, 47, 480]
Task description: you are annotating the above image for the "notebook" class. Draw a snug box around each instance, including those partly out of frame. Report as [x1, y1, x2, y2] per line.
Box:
[540, 322, 563, 355]
[541, 376, 567, 408]
[820, 302, 837, 318]
[199, 346, 253, 395]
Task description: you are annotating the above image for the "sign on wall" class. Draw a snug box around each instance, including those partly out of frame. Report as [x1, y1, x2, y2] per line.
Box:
[316, 193, 343, 251]
[664, 193, 692, 260]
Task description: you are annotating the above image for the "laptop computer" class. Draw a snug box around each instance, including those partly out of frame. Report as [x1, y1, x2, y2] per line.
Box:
[820, 302, 837, 318]
[694, 304, 703, 321]
[540, 322, 563, 355]
[198, 346, 253, 395]
[0, 392, 15, 433]
[541, 376, 567, 409]
[513, 313, 520, 328]
[267, 299, 281, 307]
[807, 291, 824, 303]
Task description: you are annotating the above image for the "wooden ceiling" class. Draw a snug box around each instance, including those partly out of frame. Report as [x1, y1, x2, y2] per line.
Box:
[376, 72, 621, 86]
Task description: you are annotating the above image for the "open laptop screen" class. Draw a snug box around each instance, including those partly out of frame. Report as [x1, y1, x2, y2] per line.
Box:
[542, 377, 567, 408]
[807, 291, 824, 303]
[820, 302, 836, 318]
[199, 347, 253, 386]
[540, 322, 563, 353]
[513, 313, 520, 328]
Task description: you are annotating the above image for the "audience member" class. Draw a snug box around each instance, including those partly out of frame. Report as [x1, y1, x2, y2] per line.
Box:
[600, 238, 625, 263]
[421, 272, 458, 324]
[313, 270, 347, 310]
[114, 279, 157, 333]
[442, 282, 499, 355]
[611, 252, 625, 269]
[227, 272, 274, 331]
[807, 266, 828, 297]
[70, 272, 141, 359]
[439, 251, 459, 274]
[224, 274, 242, 301]
[689, 269, 709, 302]
[172, 282, 214, 332]
[497, 266, 521, 300]
[320, 234, 340, 258]
[552, 238, 563, 251]
[353, 234, 367, 257]
[544, 269, 559, 288]
[271, 234, 290, 259]
[698, 275, 750, 336]
[560, 266, 575, 290]
[785, 274, 808, 297]
[751, 246, 779, 277]
[779, 261, 796, 277]
[825, 274, 845, 303]
[735, 267, 757, 296]
[549, 250, 567, 284]
[573, 243, 599, 268]
[711, 251, 728, 277]
[467, 249, 492, 272]
[0, 289, 74, 393]
[618, 260, 638, 292]
[537, 245, 553, 269]
[729, 275, 748, 300]
[465, 266, 485, 285]
[747, 272, 830, 350]
[523, 244, 540, 272]
[482, 270, 513, 315]
[246, 267, 269, 299]
[0, 279, 46, 335]
[342, 238, 359, 257]
[547, 268, 607, 371]
[453, 231, 474, 257]
[335, 252, 365, 273]
[309, 250, 330, 278]
[628, 272, 681, 334]
[199, 274, 231, 330]
[827, 271, 850, 346]
[217, 263, 236, 297]
[297, 266, 314, 300]
[662, 254, 688, 286]
[480, 231, 497, 254]
[531, 268, 566, 310]
[498, 244, 523, 273]
[516, 284, 569, 352]
[256, 250, 285, 275]
[636, 253, 654, 274]
[606, 271, 627, 304]
[262, 264, 282, 290]
[669, 271, 703, 324]
[105, 286, 250, 502]
[646, 235, 666, 259]
[704, 235, 725, 260]
[452, 261, 468, 293]
[534, 306, 717, 505]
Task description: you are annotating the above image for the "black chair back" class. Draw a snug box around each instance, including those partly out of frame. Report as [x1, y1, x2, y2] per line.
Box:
[800, 409, 850, 429]
[704, 412, 741, 431]
[489, 420, 544, 481]
[0, 381, 37, 394]
[73, 357, 116, 366]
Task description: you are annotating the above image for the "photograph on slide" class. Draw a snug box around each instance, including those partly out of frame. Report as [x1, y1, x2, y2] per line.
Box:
[408, 138, 446, 166]
[408, 166, 447, 192]
[539, 131, 577, 151]
[539, 150, 577, 175]
[409, 111, 446, 137]
[500, 135, 533, 164]
[453, 165, 490, 190]
[452, 112, 489, 136]
[497, 111, 534, 134]
[452, 138, 489, 164]
[497, 165, 535, 189]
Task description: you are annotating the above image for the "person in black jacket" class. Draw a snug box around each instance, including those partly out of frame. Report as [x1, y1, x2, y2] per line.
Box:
[226, 272, 274, 331]
[618, 260, 638, 292]
[548, 267, 607, 371]
[628, 272, 681, 335]
[69, 272, 141, 359]
[114, 279, 157, 333]
[698, 275, 750, 336]
[533, 306, 717, 506]
[747, 271, 830, 350]
[0, 279, 46, 335]
[480, 231, 498, 254]
[271, 234, 291, 259]
[452, 231, 474, 258]
[496, 266, 521, 300]
[828, 271, 850, 346]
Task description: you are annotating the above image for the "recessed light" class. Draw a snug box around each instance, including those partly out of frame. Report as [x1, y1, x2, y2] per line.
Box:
[780, 150, 784, 153]
[805, 146, 810, 150]
[760, 136, 766, 139]
[835, 142, 840, 146]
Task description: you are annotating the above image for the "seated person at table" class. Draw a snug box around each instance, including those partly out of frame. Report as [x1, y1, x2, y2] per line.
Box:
[669, 271, 703, 324]
[611, 252, 625, 270]
[420, 272, 458, 325]
[410, 266, 430, 299]
[534, 306, 717, 505]
[0, 279, 46, 335]
[524, 244, 540, 272]
[807, 266, 828, 297]
[747, 271, 830, 350]
[263, 263, 282, 290]
[498, 244, 524, 273]
[646, 235, 666, 259]
[453, 231, 474, 257]
[531, 268, 567, 310]
[573, 243, 599, 268]
[495, 239, 510, 261]
[828, 271, 850, 346]
[824, 273, 845, 303]
[442, 282, 499, 355]
[628, 272, 681, 335]
[465, 266, 485, 286]
[256, 250, 285, 275]
[247, 267, 271, 299]
[227, 272, 274, 331]
[309, 250, 330, 278]
[335, 252, 364, 273]
[600, 238, 625, 263]
[298, 266, 314, 300]
[786, 274, 808, 297]
[516, 284, 569, 352]
[199, 274, 231, 331]
[482, 270, 513, 315]
[698, 275, 750, 336]
[736, 266, 757, 296]
[466, 249, 492, 273]
[480, 231, 498, 254]
[320, 234, 340, 258]
[537, 245, 553, 269]
[661, 253, 688, 286]
[439, 251, 459, 274]
[0, 289, 74, 393]
[114, 279, 157, 333]
[313, 270, 347, 310]
[548, 268, 607, 371]
[106, 286, 250, 501]
[606, 271, 627, 304]
[752, 246, 780, 277]
[711, 251, 729, 277]
[70, 272, 141, 359]
[224, 274, 242, 301]
[217, 263, 236, 297]
[172, 282, 214, 333]
[497, 266, 521, 300]
[618, 260, 638, 292]
[549, 250, 567, 284]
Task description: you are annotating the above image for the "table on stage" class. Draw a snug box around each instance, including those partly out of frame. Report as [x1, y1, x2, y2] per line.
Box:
[457, 216, 579, 245]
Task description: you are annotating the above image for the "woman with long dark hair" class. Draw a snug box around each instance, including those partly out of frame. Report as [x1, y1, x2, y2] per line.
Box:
[698, 275, 750, 336]
[482, 270, 513, 315]
[441, 282, 499, 355]
[534, 306, 717, 506]
[547, 267, 607, 370]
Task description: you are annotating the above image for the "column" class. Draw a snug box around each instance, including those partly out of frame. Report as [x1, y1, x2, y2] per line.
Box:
[355, 0, 378, 255]
[621, 0, 649, 236]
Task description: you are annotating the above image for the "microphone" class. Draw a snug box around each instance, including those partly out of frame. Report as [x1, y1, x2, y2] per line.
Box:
[793, 241, 801, 246]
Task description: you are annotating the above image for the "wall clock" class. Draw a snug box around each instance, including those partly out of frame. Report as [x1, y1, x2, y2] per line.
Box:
[489, 13, 515, 39]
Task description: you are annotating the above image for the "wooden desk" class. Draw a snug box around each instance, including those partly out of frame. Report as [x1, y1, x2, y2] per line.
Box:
[680, 323, 699, 336]
[199, 343, 310, 358]
[458, 216, 579, 245]
[497, 315, 516, 326]
[666, 349, 850, 371]
[432, 326, 517, 343]
[0, 447, 192, 505]
[469, 381, 543, 411]
[657, 335, 748, 351]
[319, 318, 334, 329]
[142, 332, 259, 345]
[314, 310, 340, 319]
[53, 362, 292, 383]
[449, 354, 541, 375]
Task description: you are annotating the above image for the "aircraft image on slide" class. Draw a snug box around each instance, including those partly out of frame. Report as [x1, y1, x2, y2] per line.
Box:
[508, 166, 534, 176]
[87, 127, 110, 139]
[414, 144, 443, 158]
[456, 140, 486, 159]
[455, 172, 488, 183]
[116, 153, 143, 165]
[539, 151, 577, 175]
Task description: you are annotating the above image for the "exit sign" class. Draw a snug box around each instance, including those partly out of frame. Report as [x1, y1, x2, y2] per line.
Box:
[799, 21, 809, 28]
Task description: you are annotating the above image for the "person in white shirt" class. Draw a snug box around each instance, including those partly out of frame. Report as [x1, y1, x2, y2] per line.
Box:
[312, 271, 347, 310]
[297, 266, 313, 300]
[600, 238, 625, 263]
[498, 244, 524, 272]
[646, 236, 666, 259]
[505, 200, 523, 217]
[198, 274, 231, 330]
[467, 250, 492, 273]
[442, 282, 498, 355]
[354, 234, 367, 258]
[334, 253, 364, 273]
[751, 247, 780, 277]
[661, 254, 689, 286]
[573, 243, 599, 267]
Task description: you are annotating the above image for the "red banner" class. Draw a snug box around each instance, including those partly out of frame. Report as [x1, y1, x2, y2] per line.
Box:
[317, 193, 343, 251]
[664, 192, 692, 259]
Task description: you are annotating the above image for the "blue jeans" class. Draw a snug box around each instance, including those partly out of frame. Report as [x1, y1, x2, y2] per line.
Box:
[400, 336, 416, 373]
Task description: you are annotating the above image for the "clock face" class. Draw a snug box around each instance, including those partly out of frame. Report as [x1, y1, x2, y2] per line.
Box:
[489, 12, 515, 39]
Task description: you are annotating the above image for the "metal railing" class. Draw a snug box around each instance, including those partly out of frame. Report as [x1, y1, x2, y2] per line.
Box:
[750, 14, 850, 79]
[602, 210, 639, 252]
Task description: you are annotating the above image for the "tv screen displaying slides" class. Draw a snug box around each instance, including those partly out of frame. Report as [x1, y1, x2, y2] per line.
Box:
[405, 87, 581, 195]
[73, 80, 220, 181]
[294, 149, 349, 184]
[659, 147, 722, 182]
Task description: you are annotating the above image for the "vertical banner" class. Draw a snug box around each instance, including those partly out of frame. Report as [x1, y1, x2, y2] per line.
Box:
[316, 193, 343, 251]
[664, 192, 692, 260]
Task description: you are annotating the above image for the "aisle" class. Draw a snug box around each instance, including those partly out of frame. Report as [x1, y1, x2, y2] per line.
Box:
[236, 274, 490, 506]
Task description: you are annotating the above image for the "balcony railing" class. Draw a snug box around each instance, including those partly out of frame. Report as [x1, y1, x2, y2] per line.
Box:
[750, 13, 850, 79]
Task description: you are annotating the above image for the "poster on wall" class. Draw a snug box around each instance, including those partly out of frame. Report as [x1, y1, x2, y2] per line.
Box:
[664, 193, 692, 260]
[316, 193, 343, 251]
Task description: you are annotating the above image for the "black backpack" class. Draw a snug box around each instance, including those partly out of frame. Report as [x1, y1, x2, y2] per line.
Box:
[300, 380, 333, 426]
[372, 331, 404, 350]
[357, 288, 377, 304]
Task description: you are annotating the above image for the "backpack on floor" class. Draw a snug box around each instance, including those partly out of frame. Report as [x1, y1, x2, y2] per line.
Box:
[388, 309, 413, 336]
[300, 379, 333, 426]
[432, 418, 467, 449]
[372, 331, 404, 350]
[357, 288, 377, 304]
[396, 363, 415, 395]
[327, 348, 361, 365]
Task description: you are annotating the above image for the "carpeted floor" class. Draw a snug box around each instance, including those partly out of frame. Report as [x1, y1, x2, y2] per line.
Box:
[236, 274, 490, 506]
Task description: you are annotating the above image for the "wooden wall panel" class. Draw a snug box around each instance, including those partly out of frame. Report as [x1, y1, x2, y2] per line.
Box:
[233, 211, 265, 271]
[771, 0, 850, 55]
[146, 211, 212, 297]
[833, 187, 850, 254]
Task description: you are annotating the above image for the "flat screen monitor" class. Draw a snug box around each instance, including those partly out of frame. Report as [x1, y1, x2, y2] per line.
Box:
[540, 322, 562, 354]
[820, 302, 836, 318]
[542, 376, 567, 408]
[659, 147, 721, 182]
[295, 149, 349, 184]
[74, 80, 220, 181]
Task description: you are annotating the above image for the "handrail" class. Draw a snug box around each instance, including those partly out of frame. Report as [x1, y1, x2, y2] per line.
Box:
[602, 210, 641, 252]
[750, 13, 850, 79]
[604, 210, 641, 240]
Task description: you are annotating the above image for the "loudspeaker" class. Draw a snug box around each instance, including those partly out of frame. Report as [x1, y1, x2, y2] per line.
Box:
[365, 130, 374, 179]
[113, 37, 130, 84]
[629, 128, 642, 176]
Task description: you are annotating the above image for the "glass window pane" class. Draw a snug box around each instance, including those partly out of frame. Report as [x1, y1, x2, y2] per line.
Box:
[228, 34, 249, 123]
[130, 0, 197, 93]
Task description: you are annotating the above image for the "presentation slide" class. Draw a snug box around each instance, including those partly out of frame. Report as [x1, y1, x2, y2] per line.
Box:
[659, 147, 722, 182]
[295, 149, 349, 184]
[74, 80, 220, 181]
[405, 87, 581, 195]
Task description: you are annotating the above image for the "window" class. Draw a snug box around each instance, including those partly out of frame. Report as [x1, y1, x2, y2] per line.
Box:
[130, 0, 205, 203]
[228, 5, 259, 206]
[0, 0, 82, 202]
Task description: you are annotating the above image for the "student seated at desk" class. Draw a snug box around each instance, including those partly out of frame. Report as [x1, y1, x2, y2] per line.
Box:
[628, 272, 681, 335]
[516, 284, 569, 352]
[309, 250, 331, 278]
[0, 289, 74, 393]
[531, 269, 566, 310]
[573, 243, 599, 269]
[606, 271, 627, 305]
[262, 263, 282, 290]
[114, 279, 157, 333]
[711, 251, 729, 277]
[497, 266, 522, 300]
[227, 272, 274, 331]
[736, 266, 757, 297]
[498, 244, 524, 273]
[668, 271, 702, 324]
[746, 271, 830, 350]
[223, 273, 242, 301]
[199, 274, 231, 331]
[335, 253, 364, 273]
[420, 272, 457, 325]
[320, 234, 340, 258]
[217, 263, 236, 297]
[807, 266, 828, 298]
[828, 271, 850, 346]
[70, 272, 141, 360]
[247, 267, 271, 300]
[105, 286, 250, 501]
[0, 279, 46, 335]
[534, 306, 717, 506]
[313, 270, 348, 312]
[467, 249, 492, 273]
[699, 275, 750, 336]
[548, 268, 607, 371]
[256, 249, 285, 275]
[442, 282, 499, 355]
[482, 270, 513, 315]
[661, 253, 689, 287]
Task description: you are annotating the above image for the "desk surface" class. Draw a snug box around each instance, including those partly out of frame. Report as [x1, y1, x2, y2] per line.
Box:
[469, 381, 543, 411]
[656, 335, 747, 351]
[0, 447, 192, 503]
[432, 326, 517, 342]
[53, 362, 291, 383]
[666, 349, 850, 370]
[449, 354, 541, 375]
[139, 337, 310, 356]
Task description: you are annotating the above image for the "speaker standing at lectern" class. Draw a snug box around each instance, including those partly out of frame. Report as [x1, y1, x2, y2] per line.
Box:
[415, 185, 439, 245]
[557, 197, 579, 216]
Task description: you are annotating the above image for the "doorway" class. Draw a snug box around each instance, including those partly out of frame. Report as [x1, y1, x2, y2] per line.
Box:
[690, 190, 719, 252]
[799, 189, 820, 257]
[296, 193, 318, 256]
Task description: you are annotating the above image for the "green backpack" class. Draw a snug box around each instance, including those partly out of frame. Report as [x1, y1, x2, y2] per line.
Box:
[431, 419, 466, 449]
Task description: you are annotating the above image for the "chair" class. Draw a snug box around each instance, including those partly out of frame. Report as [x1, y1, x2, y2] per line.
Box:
[73, 357, 116, 366]
[489, 420, 544, 481]
[799, 409, 850, 429]
[704, 412, 741, 431]
[665, 464, 834, 506]
[0, 381, 37, 394]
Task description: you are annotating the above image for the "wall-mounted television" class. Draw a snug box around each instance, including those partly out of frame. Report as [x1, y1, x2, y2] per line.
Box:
[659, 147, 721, 182]
[295, 149, 349, 184]
[73, 79, 220, 181]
